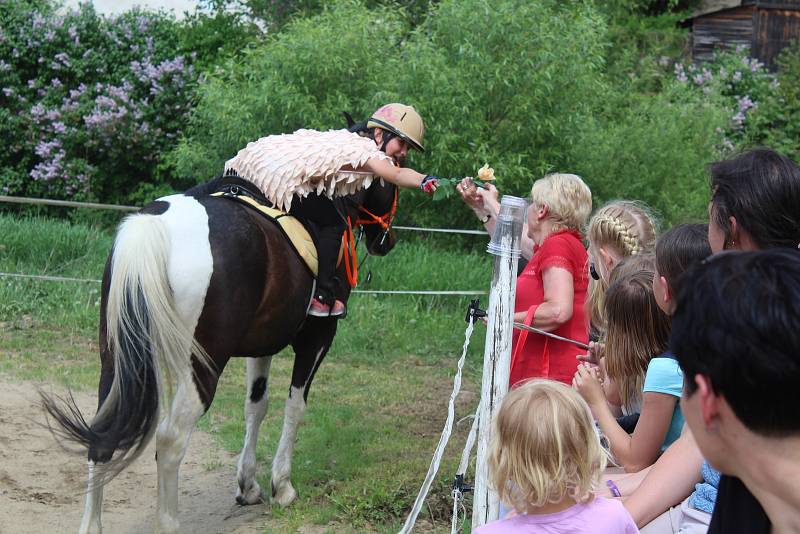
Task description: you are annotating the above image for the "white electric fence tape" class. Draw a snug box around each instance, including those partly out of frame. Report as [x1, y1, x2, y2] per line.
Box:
[399, 317, 476, 534]
[451, 411, 480, 534]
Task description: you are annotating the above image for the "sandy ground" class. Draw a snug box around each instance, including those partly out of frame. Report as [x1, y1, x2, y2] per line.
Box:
[0, 379, 271, 534]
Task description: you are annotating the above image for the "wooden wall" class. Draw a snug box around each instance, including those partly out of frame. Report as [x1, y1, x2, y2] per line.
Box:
[688, 2, 800, 68]
[691, 6, 755, 63]
[753, 8, 800, 67]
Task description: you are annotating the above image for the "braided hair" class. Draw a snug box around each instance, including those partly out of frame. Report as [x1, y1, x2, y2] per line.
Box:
[587, 200, 658, 334]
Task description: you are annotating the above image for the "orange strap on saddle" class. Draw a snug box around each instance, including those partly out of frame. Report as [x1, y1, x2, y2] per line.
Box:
[340, 188, 398, 288]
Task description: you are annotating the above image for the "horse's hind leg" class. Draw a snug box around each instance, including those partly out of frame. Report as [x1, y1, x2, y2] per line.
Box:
[78, 460, 104, 534]
[155, 371, 210, 534]
[79, 333, 115, 534]
[236, 356, 273, 505]
[272, 318, 337, 507]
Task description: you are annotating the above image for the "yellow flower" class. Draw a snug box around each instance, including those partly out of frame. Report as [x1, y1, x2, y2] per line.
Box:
[477, 163, 495, 181]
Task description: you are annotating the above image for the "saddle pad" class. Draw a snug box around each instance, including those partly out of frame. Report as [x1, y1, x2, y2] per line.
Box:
[211, 192, 318, 276]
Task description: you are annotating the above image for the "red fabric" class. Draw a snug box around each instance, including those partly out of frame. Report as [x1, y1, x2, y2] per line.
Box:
[509, 229, 589, 387]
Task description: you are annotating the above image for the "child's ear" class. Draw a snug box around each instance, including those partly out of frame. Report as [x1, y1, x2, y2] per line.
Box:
[660, 275, 672, 303]
[598, 247, 615, 273]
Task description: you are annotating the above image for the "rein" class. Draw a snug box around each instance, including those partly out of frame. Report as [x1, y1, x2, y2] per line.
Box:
[341, 187, 398, 287]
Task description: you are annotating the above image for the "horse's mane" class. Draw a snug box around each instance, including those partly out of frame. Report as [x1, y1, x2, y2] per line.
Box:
[185, 176, 227, 198]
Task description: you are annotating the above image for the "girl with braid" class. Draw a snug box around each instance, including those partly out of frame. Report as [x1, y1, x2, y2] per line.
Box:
[579, 201, 658, 376]
[586, 200, 658, 336]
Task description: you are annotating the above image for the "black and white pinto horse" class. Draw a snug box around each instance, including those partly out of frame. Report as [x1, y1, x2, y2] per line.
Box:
[43, 176, 398, 534]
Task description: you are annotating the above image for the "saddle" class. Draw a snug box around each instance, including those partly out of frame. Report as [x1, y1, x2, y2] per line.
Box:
[210, 177, 321, 277]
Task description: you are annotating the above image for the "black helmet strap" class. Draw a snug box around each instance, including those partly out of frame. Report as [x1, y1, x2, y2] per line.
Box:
[378, 128, 396, 153]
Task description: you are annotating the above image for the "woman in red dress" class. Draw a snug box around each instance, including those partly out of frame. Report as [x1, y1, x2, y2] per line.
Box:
[458, 173, 592, 386]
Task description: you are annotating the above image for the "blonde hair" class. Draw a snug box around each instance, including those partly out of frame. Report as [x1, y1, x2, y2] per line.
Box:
[488, 380, 607, 514]
[530, 173, 593, 233]
[587, 200, 658, 332]
[604, 255, 671, 410]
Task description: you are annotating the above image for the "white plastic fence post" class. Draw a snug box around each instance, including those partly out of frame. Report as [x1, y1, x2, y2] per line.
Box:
[472, 195, 526, 530]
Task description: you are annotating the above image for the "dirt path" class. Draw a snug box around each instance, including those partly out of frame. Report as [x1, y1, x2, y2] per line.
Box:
[0, 378, 271, 534]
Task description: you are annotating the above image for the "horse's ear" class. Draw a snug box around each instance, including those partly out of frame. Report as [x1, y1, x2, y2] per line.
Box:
[343, 111, 355, 129]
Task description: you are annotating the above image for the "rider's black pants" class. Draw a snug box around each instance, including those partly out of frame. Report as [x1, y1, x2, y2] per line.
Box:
[289, 192, 345, 304]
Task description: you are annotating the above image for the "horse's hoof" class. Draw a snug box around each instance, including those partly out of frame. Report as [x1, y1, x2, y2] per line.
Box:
[271, 480, 297, 507]
[78, 517, 102, 534]
[155, 516, 180, 534]
[236, 481, 263, 505]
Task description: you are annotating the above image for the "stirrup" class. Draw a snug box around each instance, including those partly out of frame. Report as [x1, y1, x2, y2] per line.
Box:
[308, 298, 346, 318]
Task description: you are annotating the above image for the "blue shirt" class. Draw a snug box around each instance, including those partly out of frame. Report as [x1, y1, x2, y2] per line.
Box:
[642, 353, 684, 450]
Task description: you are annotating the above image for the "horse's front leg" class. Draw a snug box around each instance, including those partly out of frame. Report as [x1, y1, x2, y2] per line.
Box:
[155, 372, 209, 534]
[271, 317, 337, 507]
[236, 356, 273, 505]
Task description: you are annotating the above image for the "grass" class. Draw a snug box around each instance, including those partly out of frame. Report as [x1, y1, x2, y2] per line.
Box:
[0, 213, 494, 532]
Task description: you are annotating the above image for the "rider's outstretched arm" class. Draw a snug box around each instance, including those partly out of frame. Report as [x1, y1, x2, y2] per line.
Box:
[362, 156, 429, 190]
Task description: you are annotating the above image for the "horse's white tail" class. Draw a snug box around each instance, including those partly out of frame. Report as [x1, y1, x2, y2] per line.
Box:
[104, 213, 203, 414]
[43, 212, 209, 482]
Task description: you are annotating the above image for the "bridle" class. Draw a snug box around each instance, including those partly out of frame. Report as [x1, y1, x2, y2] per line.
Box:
[341, 186, 398, 287]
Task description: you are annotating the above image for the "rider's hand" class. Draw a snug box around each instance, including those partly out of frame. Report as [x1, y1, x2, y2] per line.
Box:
[420, 175, 439, 194]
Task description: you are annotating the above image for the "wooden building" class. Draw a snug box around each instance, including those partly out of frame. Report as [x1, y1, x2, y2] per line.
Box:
[681, 1, 800, 69]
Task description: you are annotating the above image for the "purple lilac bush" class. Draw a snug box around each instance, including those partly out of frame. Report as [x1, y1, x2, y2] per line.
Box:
[672, 46, 776, 154]
[0, 1, 197, 203]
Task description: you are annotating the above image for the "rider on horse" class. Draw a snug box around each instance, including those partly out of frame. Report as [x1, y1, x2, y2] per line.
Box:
[224, 103, 440, 317]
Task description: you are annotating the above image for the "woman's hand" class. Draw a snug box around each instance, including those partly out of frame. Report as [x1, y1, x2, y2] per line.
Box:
[479, 183, 500, 213]
[456, 178, 485, 212]
[573, 363, 606, 408]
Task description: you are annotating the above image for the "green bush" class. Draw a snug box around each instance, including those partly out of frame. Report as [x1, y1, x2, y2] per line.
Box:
[168, 0, 406, 186]
[170, 0, 609, 230]
[571, 81, 728, 225]
[744, 42, 800, 161]
[174, 1, 262, 73]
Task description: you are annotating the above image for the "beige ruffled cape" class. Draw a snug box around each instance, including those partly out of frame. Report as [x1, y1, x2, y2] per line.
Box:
[224, 128, 392, 211]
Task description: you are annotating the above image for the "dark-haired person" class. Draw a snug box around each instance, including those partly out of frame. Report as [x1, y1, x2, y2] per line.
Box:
[609, 148, 800, 532]
[702, 148, 800, 534]
[652, 224, 711, 316]
[672, 249, 800, 534]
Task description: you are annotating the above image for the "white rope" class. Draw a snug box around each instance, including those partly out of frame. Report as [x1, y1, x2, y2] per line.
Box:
[450, 410, 480, 534]
[0, 196, 486, 236]
[457, 410, 480, 479]
[0, 195, 138, 211]
[353, 290, 485, 296]
[451, 488, 464, 534]
[399, 318, 476, 534]
[0, 272, 102, 283]
[393, 225, 486, 236]
[0, 272, 486, 296]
